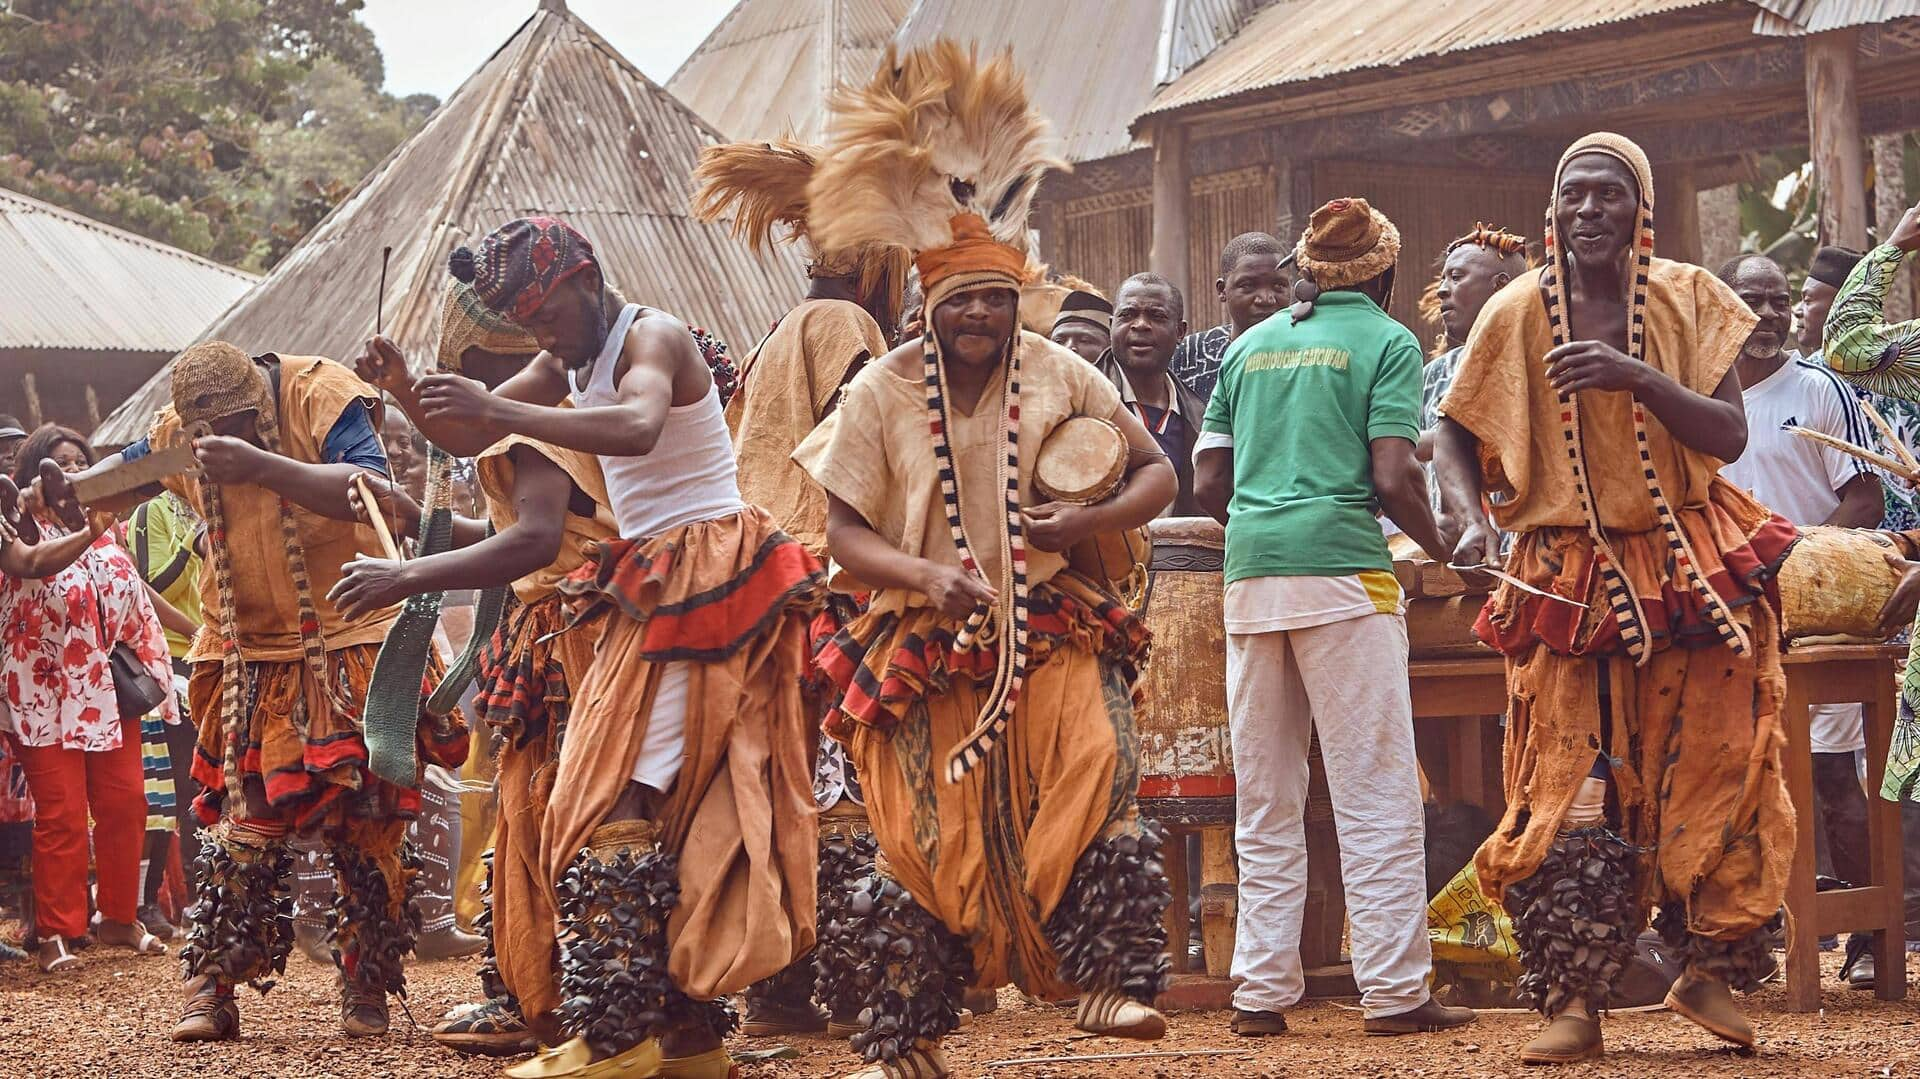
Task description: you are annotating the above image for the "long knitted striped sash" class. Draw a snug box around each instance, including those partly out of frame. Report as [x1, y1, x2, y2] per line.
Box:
[1541, 199, 1749, 664]
[203, 370, 350, 808]
[364, 446, 455, 786]
[924, 336, 1031, 783]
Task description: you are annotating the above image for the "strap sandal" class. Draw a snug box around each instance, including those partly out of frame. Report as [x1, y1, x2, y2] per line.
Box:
[37, 937, 79, 973]
[1072, 989, 1166, 1041]
[97, 918, 168, 956]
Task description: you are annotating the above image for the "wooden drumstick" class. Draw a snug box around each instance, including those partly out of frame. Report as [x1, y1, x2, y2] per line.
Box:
[351, 473, 404, 561]
[1859, 397, 1919, 472]
[1787, 425, 1920, 482]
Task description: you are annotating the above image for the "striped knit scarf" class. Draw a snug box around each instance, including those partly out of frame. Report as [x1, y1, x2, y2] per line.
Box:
[925, 331, 1031, 783]
[1541, 143, 1750, 664]
[200, 392, 348, 809]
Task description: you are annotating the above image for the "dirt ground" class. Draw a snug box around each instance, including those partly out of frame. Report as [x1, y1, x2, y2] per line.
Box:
[3, 947, 1918, 1078]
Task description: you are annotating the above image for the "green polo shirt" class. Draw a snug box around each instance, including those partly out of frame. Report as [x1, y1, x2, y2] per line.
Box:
[1200, 290, 1423, 583]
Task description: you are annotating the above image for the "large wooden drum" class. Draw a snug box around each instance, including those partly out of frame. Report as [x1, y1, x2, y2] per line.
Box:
[1138, 516, 1233, 810]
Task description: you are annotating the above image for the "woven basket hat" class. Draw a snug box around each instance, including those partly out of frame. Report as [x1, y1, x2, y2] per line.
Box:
[171, 341, 269, 426]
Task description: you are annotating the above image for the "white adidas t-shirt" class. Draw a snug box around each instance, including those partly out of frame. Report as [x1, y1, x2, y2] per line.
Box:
[1721, 357, 1876, 753]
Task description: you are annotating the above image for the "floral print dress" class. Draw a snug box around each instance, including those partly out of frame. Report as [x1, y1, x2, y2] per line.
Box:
[0, 526, 178, 753]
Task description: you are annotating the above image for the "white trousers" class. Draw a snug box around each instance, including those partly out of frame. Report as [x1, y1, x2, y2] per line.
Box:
[1226, 612, 1432, 1017]
[629, 660, 691, 793]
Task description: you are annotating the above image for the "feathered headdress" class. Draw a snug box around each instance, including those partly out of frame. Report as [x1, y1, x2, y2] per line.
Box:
[807, 41, 1064, 310]
[690, 137, 912, 337]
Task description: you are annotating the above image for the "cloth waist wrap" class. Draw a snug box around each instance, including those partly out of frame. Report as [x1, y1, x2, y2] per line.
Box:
[816, 571, 1154, 996]
[538, 506, 826, 999]
[1472, 479, 1799, 939]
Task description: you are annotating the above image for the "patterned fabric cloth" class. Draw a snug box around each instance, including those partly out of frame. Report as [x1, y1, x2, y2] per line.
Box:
[1820, 243, 1920, 800]
[1170, 323, 1232, 400]
[140, 713, 176, 832]
[460, 216, 598, 322]
[1420, 346, 1465, 431]
[0, 529, 178, 751]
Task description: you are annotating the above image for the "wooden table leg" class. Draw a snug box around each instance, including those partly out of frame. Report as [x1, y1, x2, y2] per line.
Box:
[1782, 676, 1822, 1012]
[1199, 826, 1238, 979]
[1164, 825, 1190, 973]
[1863, 661, 1908, 1001]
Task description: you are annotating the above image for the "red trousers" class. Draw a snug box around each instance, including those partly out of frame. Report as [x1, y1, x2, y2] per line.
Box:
[9, 720, 146, 939]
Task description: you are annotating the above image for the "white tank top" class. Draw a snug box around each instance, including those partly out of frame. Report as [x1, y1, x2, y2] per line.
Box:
[568, 303, 744, 540]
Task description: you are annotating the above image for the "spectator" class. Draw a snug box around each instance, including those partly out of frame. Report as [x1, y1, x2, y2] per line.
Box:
[2, 425, 177, 972]
[1049, 289, 1112, 363]
[128, 489, 208, 934]
[0, 416, 25, 479]
[1170, 232, 1293, 399]
[1095, 273, 1208, 515]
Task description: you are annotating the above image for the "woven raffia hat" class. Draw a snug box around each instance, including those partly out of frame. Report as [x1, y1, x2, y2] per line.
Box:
[1296, 197, 1401, 289]
[171, 340, 269, 426]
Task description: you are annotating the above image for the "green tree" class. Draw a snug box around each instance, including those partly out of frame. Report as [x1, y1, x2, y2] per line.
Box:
[0, 0, 419, 269]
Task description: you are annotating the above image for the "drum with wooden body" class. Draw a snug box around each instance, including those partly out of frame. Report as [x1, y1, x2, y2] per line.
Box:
[1137, 516, 1344, 971]
[1033, 414, 1148, 596]
[1778, 526, 1906, 640]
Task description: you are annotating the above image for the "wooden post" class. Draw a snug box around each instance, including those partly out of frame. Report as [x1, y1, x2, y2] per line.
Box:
[1150, 120, 1191, 301]
[21, 372, 40, 428]
[84, 384, 102, 433]
[1874, 133, 1913, 323]
[1698, 183, 1743, 270]
[1198, 826, 1237, 979]
[1664, 164, 1702, 266]
[1275, 159, 1316, 243]
[1807, 30, 1868, 247]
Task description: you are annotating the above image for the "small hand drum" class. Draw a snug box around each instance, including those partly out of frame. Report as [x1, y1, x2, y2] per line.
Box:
[1034, 415, 1128, 505]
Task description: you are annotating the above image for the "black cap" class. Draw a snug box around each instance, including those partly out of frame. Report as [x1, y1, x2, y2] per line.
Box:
[1051, 289, 1112, 334]
[1808, 245, 1865, 290]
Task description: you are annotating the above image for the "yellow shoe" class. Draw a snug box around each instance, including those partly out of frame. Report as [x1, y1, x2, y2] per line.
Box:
[659, 1047, 733, 1079]
[504, 1037, 665, 1079]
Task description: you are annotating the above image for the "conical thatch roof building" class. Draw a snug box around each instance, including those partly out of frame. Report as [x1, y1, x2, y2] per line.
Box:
[99, 0, 802, 445]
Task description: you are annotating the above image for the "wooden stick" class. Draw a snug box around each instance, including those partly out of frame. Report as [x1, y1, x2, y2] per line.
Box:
[1787, 426, 1920, 482]
[1859, 396, 1918, 471]
[985, 1048, 1254, 1067]
[352, 473, 404, 561]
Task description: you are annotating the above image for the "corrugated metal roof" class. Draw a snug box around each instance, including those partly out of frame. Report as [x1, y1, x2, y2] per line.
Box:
[1145, 0, 1730, 118]
[896, 0, 1262, 162]
[667, 0, 909, 142]
[0, 187, 257, 353]
[99, 5, 805, 445]
[1752, 0, 1920, 33]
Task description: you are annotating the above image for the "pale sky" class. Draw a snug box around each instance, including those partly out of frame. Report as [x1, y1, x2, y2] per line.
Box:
[360, 0, 735, 99]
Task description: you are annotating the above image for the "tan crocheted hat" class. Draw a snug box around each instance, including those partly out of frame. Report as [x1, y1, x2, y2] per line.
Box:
[171, 340, 269, 426]
[1296, 197, 1401, 289]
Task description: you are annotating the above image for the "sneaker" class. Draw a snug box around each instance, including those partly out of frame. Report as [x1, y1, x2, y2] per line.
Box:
[137, 904, 177, 941]
[1231, 1008, 1289, 1036]
[1073, 989, 1166, 1040]
[1363, 997, 1477, 1035]
[173, 977, 240, 1042]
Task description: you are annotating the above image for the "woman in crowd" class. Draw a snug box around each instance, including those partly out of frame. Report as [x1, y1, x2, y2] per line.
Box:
[1, 425, 178, 971]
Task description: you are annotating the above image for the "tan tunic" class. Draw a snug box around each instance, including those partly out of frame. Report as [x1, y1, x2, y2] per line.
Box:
[1439, 260, 1756, 533]
[794, 330, 1122, 602]
[152, 355, 396, 663]
[474, 432, 617, 603]
[727, 298, 888, 557]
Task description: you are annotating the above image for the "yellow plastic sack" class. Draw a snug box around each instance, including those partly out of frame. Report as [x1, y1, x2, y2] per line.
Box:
[1426, 861, 1521, 982]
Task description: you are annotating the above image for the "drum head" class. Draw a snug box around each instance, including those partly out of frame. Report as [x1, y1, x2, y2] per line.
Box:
[1149, 515, 1224, 549]
[1035, 415, 1128, 504]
